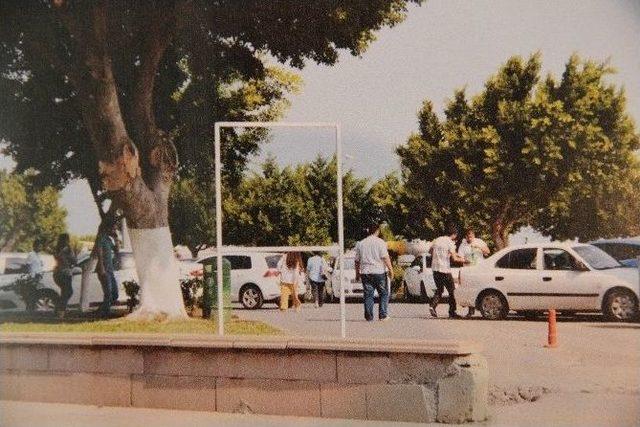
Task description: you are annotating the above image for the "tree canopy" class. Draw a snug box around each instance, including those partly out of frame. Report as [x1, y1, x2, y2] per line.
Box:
[396, 53, 640, 248]
[171, 156, 379, 255]
[0, 171, 67, 252]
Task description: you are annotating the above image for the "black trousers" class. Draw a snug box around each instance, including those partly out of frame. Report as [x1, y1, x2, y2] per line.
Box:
[310, 280, 325, 307]
[431, 271, 457, 316]
[53, 271, 73, 313]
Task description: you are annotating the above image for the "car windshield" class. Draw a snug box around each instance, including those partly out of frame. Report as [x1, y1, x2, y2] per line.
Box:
[572, 245, 622, 270]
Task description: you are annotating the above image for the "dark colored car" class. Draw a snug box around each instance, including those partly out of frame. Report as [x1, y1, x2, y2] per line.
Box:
[590, 238, 640, 268]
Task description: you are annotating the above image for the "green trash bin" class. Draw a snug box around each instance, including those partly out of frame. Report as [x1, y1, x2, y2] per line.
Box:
[202, 257, 232, 321]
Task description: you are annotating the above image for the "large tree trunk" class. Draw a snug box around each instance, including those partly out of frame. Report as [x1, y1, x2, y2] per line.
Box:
[491, 220, 510, 250]
[56, 1, 187, 320]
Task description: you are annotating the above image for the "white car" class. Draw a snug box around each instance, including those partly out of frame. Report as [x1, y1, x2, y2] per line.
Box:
[402, 254, 460, 302]
[327, 254, 391, 300]
[457, 243, 640, 321]
[197, 253, 305, 309]
[0, 251, 136, 312]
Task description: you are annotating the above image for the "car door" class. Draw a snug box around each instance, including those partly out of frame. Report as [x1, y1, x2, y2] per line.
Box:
[404, 256, 423, 296]
[539, 248, 599, 310]
[493, 248, 540, 310]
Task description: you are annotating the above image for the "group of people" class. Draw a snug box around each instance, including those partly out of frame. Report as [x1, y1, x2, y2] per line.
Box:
[24, 220, 122, 319]
[276, 251, 331, 311]
[274, 220, 490, 321]
[428, 224, 489, 319]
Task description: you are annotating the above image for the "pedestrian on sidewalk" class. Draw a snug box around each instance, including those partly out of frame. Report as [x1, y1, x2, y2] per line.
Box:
[95, 221, 119, 317]
[53, 233, 76, 319]
[429, 224, 465, 319]
[278, 252, 303, 312]
[355, 219, 393, 322]
[458, 228, 490, 317]
[306, 252, 329, 308]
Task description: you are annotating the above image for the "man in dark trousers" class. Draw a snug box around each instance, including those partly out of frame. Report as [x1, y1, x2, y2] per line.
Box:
[429, 224, 466, 319]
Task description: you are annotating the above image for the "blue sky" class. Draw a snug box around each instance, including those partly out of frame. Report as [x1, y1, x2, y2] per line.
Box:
[2, 0, 639, 239]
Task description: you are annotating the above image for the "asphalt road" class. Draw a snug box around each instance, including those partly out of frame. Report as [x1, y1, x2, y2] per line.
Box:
[238, 301, 640, 426]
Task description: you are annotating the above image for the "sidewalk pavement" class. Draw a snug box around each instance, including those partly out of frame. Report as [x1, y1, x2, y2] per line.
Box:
[3, 392, 639, 427]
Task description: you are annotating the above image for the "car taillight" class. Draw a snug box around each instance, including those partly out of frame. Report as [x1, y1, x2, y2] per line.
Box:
[263, 268, 279, 278]
[190, 269, 203, 278]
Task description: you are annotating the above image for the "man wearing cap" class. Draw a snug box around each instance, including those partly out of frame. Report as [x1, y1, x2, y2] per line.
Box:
[355, 220, 394, 321]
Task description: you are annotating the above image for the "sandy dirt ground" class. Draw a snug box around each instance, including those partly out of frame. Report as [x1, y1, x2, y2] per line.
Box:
[239, 302, 640, 426]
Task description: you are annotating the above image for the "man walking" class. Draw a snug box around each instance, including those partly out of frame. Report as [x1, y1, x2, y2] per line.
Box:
[306, 252, 329, 308]
[458, 228, 490, 317]
[429, 224, 466, 319]
[96, 221, 119, 316]
[355, 220, 393, 321]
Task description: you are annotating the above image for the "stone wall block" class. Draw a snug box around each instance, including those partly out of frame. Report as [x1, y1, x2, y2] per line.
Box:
[436, 354, 489, 423]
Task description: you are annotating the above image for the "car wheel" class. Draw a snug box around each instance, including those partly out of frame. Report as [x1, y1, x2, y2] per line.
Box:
[239, 284, 263, 310]
[603, 288, 638, 322]
[30, 289, 59, 313]
[478, 291, 508, 320]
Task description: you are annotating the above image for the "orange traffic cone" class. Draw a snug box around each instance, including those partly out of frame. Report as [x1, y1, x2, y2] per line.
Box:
[545, 309, 558, 348]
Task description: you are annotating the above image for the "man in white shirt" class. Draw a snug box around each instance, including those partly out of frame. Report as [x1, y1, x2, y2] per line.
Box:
[458, 228, 490, 317]
[306, 252, 329, 308]
[355, 220, 394, 321]
[429, 224, 465, 319]
[26, 240, 44, 279]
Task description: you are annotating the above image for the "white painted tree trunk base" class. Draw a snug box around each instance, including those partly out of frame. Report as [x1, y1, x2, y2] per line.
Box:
[126, 226, 188, 320]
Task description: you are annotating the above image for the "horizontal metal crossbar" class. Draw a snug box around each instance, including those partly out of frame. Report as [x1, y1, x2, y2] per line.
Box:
[215, 121, 338, 128]
[205, 245, 340, 254]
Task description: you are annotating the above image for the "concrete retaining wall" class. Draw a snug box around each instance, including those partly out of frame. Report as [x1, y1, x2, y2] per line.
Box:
[0, 333, 488, 424]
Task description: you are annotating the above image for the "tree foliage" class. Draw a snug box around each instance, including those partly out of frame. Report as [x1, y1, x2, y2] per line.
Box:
[171, 156, 379, 254]
[0, 0, 422, 220]
[397, 53, 640, 248]
[0, 171, 67, 252]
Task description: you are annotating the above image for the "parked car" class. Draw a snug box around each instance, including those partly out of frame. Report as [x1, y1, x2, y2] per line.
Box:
[327, 253, 391, 301]
[197, 252, 305, 309]
[401, 254, 460, 302]
[0, 251, 135, 312]
[590, 237, 640, 268]
[457, 243, 640, 321]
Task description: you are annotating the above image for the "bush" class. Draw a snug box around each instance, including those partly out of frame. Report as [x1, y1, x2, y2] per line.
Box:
[123, 280, 140, 313]
[391, 264, 406, 297]
[123, 278, 205, 316]
[180, 277, 204, 315]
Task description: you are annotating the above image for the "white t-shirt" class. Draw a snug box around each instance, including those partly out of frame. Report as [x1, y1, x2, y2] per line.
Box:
[26, 251, 44, 276]
[431, 236, 457, 273]
[354, 235, 389, 275]
[278, 258, 302, 285]
[458, 238, 489, 265]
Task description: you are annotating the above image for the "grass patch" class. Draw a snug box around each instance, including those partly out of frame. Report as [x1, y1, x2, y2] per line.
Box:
[0, 312, 281, 335]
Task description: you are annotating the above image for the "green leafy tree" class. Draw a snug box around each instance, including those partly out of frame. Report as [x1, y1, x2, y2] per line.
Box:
[221, 156, 376, 249]
[397, 53, 640, 248]
[0, 171, 67, 252]
[1, 0, 422, 315]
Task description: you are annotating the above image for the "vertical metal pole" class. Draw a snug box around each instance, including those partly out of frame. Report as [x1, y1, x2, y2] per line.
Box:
[214, 124, 224, 336]
[335, 124, 346, 338]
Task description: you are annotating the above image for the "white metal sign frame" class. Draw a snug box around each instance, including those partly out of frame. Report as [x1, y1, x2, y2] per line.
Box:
[213, 121, 347, 338]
